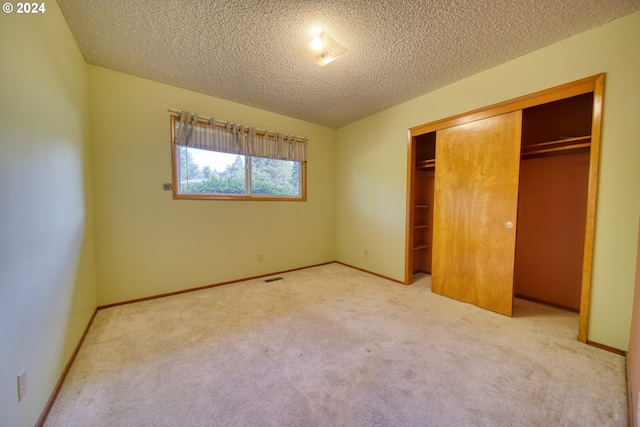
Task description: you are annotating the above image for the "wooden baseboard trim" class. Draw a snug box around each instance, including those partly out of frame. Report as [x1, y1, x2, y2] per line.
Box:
[36, 308, 98, 427]
[97, 261, 335, 310]
[586, 339, 627, 356]
[335, 261, 404, 285]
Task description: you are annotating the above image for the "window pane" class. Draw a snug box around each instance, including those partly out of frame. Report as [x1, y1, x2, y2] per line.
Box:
[177, 146, 246, 195]
[251, 157, 300, 196]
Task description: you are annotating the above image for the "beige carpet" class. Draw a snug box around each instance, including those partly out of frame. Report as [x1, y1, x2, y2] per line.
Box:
[44, 263, 628, 426]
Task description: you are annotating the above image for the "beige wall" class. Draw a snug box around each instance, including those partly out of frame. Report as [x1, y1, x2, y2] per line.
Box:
[335, 11, 640, 350]
[88, 66, 336, 306]
[0, 2, 97, 426]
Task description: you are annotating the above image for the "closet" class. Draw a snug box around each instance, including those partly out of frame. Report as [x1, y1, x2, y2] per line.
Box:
[410, 132, 436, 274]
[515, 93, 593, 311]
[405, 74, 603, 342]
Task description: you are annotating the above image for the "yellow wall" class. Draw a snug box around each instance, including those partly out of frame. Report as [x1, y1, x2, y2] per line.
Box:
[88, 66, 336, 306]
[335, 11, 640, 350]
[0, 2, 97, 426]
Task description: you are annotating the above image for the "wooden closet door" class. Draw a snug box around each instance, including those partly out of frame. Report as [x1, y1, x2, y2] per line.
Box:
[432, 111, 522, 316]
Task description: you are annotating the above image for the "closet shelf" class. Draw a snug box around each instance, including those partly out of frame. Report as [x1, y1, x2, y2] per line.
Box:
[414, 224, 430, 229]
[415, 204, 430, 209]
[413, 244, 430, 251]
[521, 136, 591, 157]
[416, 159, 436, 170]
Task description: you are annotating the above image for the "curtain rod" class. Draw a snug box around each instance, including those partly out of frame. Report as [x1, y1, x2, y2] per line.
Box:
[167, 108, 307, 143]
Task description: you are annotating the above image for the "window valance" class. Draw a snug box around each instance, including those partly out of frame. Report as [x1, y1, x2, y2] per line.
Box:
[173, 110, 307, 162]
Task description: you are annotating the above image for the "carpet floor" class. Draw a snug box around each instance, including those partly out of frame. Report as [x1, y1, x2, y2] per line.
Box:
[44, 263, 628, 426]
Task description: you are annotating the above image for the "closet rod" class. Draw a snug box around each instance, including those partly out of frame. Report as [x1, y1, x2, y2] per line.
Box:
[522, 142, 591, 157]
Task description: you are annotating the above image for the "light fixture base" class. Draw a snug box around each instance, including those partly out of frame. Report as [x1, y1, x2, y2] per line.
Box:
[300, 31, 347, 67]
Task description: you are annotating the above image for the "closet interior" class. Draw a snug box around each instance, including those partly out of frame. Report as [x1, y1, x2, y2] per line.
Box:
[405, 75, 603, 342]
[515, 92, 593, 311]
[412, 132, 436, 274]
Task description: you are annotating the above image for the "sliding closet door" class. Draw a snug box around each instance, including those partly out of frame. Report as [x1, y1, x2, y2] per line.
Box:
[431, 111, 522, 316]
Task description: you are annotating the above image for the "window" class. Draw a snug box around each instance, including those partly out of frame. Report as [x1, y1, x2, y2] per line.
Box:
[170, 113, 307, 201]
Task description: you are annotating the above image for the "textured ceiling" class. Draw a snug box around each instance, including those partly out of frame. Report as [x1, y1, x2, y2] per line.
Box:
[57, 0, 640, 128]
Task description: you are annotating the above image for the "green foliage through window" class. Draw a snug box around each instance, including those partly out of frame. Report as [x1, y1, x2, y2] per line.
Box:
[177, 146, 302, 198]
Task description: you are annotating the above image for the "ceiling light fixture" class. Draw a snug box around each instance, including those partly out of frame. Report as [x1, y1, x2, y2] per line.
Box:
[300, 31, 347, 67]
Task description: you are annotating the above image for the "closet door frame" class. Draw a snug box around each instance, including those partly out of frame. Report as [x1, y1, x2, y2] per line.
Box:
[404, 74, 604, 343]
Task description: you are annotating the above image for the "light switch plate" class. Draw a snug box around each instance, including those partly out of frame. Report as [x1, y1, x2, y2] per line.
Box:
[17, 368, 27, 401]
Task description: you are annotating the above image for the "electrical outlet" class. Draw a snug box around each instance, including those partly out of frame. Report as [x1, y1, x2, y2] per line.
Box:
[17, 368, 27, 402]
[162, 183, 172, 191]
[258, 253, 263, 262]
